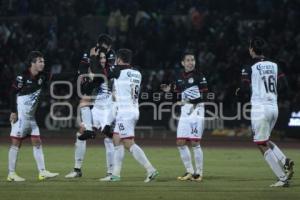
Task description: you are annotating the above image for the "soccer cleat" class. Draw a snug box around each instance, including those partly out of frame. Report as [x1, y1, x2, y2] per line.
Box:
[177, 172, 193, 181]
[38, 170, 59, 180]
[110, 175, 121, 182]
[144, 170, 159, 183]
[284, 158, 294, 180]
[65, 168, 82, 178]
[7, 172, 25, 182]
[78, 130, 96, 140]
[192, 174, 203, 182]
[99, 173, 112, 181]
[270, 180, 289, 187]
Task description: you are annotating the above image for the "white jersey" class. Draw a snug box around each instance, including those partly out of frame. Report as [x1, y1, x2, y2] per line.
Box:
[112, 67, 141, 110]
[242, 59, 280, 106]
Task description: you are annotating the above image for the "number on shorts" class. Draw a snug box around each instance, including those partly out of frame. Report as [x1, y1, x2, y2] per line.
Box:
[118, 123, 125, 131]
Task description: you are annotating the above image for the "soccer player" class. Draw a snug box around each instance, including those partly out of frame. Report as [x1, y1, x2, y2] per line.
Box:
[102, 49, 159, 182]
[65, 34, 115, 178]
[90, 49, 116, 180]
[161, 51, 208, 181]
[236, 37, 294, 187]
[8, 51, 59, 181]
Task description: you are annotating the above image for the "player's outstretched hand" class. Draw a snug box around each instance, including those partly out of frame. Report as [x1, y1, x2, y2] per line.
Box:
[160, 84, 171, 92]
[10, 112, 17, 124]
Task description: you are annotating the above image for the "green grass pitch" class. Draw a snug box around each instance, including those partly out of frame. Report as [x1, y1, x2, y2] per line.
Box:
[0, 145, 299, 200]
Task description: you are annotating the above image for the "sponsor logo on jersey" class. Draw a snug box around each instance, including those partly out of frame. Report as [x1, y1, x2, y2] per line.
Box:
[38, 78, 43, 85]
[127, 71, 141, 79]
[188, 78, 194, 84]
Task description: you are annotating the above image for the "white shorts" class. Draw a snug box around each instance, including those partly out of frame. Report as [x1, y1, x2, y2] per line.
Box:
[91, 106, 114, 131]
[113, 108, 139, 139]
[177, 105, 205, 141]
[10, 117, 40, 139]
[251, 104, 278, 143]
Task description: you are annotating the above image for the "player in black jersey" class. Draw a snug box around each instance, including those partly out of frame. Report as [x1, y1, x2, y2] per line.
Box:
[8, 51, 59, 181]
[161, 51, 208, 182]
[65, 34, 116, 178]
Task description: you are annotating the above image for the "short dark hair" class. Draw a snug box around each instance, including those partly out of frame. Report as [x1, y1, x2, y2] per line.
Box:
[249, 37, 266, 55]
[97, 34, 113, 46]
[116, 49, 132, 64]
[181, 50, 195, 61]
[26, 51, 44, 66]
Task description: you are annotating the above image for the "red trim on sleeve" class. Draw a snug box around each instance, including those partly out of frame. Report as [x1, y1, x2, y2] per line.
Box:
[80, 60, 89, 64]
[241, 79, 251, 83]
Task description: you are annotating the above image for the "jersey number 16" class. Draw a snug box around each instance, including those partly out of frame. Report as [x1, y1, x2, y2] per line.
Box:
[262, 75, 277, 94]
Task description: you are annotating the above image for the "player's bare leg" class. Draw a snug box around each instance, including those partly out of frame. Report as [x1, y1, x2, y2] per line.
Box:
[257, 141, 289, 187]
[31, 136, 59, 180]
[177, 139, 194, 181]
[191, 140, 203, 181]
[7, 138, 25, 182]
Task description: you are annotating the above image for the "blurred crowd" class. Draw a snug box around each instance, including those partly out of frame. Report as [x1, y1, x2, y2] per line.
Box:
[1, 0, 300, 113]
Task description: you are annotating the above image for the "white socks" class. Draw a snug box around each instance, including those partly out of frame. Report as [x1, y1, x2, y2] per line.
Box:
[264, 149, 287, 181]
[270, 142, 287, 166]
[33, 145, 46, 172]
[9, 144, 46, 174]
[104, 137, 114, 174]
[112, 145, 125, 177]
[80, 106, 92, 131]
[8, 145, 19, 173]
[129, 144, 155, 174]
[193, 145, 203, 176]
[178, 145, 194, 174]
[75, 132, 86, 169]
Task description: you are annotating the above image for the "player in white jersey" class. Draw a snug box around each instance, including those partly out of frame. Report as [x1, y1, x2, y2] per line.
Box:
[161, 51, 208, 181]
[237, 37, 294, 187]
[101, 49, 158, 182]
[8, 51, 59, 181]
[65, 41, 116, 179]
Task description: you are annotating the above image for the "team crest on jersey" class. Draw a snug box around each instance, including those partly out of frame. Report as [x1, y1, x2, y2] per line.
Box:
[188, 78, 194, 84]
[38, 78, 43, 85]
